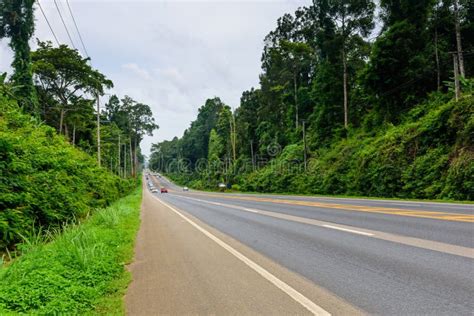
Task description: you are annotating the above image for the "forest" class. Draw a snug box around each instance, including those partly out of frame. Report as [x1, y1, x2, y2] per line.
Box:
[0, 1, 157, 249]
[149, 0, 473, 200]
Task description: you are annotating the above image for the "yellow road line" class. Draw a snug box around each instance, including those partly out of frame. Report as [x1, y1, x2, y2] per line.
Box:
[186, 192, 474, 223]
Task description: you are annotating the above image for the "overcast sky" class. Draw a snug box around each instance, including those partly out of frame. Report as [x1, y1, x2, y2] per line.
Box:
[0, 0, 311, 156]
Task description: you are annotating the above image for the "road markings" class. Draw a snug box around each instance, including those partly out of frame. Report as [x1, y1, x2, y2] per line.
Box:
[244, 208, 260, 213]
[172, 194, 474, 259]
[322, 225, 374, 236]
[185, 192, 474, 223]
[151, 194, 331, 316]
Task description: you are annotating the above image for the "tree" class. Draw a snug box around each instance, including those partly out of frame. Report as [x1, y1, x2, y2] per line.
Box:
[363, 0, 437, 121]
[313, 0, 375, 129]
[32, 41, 113, 137]
[119, 96, 158, 177]
[235, 89, 260, 161]
[0, 0, 38, 114]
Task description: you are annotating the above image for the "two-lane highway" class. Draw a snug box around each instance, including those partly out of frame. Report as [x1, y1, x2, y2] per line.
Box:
[127, 175, 474, 315]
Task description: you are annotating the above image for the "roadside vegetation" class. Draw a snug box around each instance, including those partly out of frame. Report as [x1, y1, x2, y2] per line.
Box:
[0, 97, 136, 250]
[0, 2, 154, 310]
[0, 1, 157, 250]
[0, 187, 141, 314]
[150, 1, 473, 201]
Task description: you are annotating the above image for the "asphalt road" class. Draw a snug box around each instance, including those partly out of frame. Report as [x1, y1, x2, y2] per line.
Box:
[130, 174, 474, 315]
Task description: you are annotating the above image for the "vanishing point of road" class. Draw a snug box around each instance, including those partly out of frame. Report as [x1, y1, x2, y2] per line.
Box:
[125, 175, 474, 315]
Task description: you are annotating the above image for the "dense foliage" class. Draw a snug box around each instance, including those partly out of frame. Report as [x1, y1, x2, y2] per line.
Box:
[0, 96, 136, 249]
[0, 2, 157, 250]
[150, 0, 473, 201]
[0, 187, 141, 314]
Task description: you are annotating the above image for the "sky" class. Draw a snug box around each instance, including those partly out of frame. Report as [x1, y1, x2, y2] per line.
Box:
[0, 0, 312, 156]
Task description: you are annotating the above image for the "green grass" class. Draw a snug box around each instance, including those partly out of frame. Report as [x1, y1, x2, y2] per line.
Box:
[0, 186, 142, 315]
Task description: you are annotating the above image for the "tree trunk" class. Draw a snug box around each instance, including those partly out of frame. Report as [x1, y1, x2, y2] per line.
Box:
[454, 0, 465, 77]
[435, 29, 441, 91]
[59, 109, 65, 135]
[342, 48, 348, 129]
[250, 139, 255, 171]
[72, 124, 76, 145]
[118, 134, 121, 176]
[124, 144, 127, 178]
[294, 73, 298, 129]
[341, 14, 348, 130]
[64, 124, 69, 141]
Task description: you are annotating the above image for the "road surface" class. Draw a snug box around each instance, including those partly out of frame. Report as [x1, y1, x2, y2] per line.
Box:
[126, 175, 474, 315]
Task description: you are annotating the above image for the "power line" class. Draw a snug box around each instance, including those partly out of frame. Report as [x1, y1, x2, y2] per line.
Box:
[53, 0, 76, 50]
[37, 0, 60, 46]
[65, 0, 90, 59]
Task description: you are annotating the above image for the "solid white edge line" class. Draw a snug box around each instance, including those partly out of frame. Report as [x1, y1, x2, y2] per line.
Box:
[151, 194, 331, 316]
[322, 225, 374, 236]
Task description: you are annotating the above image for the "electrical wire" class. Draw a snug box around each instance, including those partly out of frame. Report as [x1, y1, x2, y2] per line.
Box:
[65, 0, 89, 58]
[37, 0, 60, 46]
[53, 0, 76, 49]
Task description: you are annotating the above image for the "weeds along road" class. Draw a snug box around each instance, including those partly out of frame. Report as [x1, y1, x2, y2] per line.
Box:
[126, 175, 474, 315]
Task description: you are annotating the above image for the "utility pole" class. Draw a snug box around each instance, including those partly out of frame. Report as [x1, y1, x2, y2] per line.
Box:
[302, 120, 308, 171]
[118, 134, 121, 177]
[96, 93, 101, 167]
[129, 138, 134, 178]
[453, 53, 461, 101]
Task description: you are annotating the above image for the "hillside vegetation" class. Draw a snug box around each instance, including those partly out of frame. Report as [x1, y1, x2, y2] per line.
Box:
[0, 96, 135, 250]
[149, 1, 473, 201]
[239, 94, 473, 200]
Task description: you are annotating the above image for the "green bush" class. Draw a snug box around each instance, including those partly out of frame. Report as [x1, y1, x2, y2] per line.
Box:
[0, 98, 135, 249]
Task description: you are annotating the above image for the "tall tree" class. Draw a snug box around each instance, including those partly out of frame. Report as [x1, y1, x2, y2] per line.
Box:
[363, 0, 437, 121]
[0, 0, 38, 114]
[32, 41, 113, 137]
[120, 95, 158, 177]
[313, 0, 375, 129]
[453, 0, 465, 77]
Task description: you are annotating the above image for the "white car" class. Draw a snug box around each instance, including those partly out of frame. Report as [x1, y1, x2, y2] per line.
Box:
[183, 187, 189, 191]
[151, 188, 159, 193]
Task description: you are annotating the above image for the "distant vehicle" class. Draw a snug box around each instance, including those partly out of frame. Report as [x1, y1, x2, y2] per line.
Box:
[218, 183, 226, 188]
[151, 188, 159, 193]
[183, 187, 189, 191]
[160, 188, 168, 193]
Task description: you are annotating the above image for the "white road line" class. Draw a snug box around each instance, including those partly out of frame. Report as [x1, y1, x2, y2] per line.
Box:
[322, 225, 374, 236]
[172, 193, 474, 259]
[151, 194, 330, 316]
[244, 208, 261, 213]
[176, 194, 374, 237]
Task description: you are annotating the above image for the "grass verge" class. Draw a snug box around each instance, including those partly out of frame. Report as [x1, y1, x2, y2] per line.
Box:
[0, 186, 142, 315]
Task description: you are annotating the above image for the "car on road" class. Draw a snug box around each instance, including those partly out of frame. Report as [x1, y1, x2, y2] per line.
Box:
[183, 187, 189, 191]
[151, 188, 159, 193]
[160, 188, 168, 193]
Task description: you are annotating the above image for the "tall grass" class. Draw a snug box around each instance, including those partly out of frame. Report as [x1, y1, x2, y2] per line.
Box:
[0, 186, 141, 314]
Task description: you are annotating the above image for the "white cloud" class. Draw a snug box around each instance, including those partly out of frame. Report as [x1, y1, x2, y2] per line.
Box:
[0, 0, 311, 156]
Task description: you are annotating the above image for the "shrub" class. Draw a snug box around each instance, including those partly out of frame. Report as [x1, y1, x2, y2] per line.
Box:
[0, 98, 135, 249]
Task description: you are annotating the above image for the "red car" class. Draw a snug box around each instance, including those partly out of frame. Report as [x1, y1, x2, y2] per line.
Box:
[160, 188, 168, 193]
